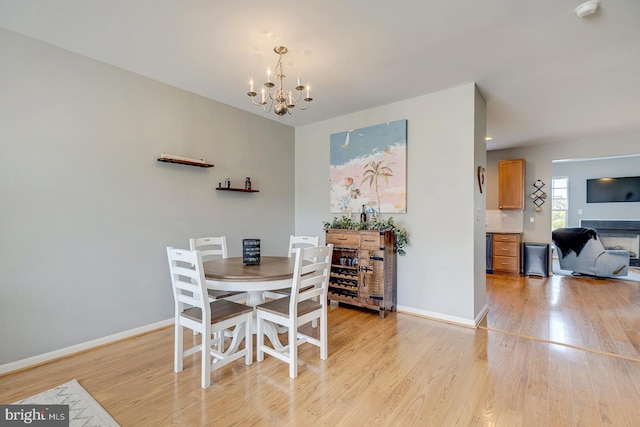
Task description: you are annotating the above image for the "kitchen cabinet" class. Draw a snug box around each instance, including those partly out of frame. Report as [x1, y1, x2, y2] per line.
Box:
[498, 158, 525, 210]
[492, 233, 522, 274]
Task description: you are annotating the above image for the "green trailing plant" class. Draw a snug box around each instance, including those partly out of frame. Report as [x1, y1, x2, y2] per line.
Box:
[367, 217, 408, 256]
[322, 215, 361, 230]
[323, 216, 409, 256]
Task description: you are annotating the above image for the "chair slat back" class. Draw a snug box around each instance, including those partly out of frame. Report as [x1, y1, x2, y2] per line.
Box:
[288, 235, 320, 258]
[290, 245, 333, 310]
[167, 247, 209, 316]
[190, 236, 228, 261]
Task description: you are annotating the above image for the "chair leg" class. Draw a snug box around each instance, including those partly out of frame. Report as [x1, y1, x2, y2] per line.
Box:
[201, 328, 211, 389]
[245, 316, 252, 365]
[212, 330, 223, 352]
[174, 322, 183, 372]
[256, 315, 264, 362]
[311, 296, 318, 328]
[289, 323, 298, 378]
[320, 312, 328, 360]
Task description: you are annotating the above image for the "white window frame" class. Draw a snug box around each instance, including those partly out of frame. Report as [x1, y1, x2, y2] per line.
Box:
[551, 176, 569, 232]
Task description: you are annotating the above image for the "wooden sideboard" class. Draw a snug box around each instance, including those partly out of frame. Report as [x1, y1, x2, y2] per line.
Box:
[325, 229, 397, 318]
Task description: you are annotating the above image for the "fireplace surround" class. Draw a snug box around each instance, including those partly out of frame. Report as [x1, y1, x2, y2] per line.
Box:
[580, 220, 640, 266]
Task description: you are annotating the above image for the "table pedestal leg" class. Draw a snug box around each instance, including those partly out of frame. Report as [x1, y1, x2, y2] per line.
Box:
[222, 290, 285, 354]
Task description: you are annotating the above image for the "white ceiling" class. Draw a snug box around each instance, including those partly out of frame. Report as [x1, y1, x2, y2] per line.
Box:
[1, 0, 639, 150]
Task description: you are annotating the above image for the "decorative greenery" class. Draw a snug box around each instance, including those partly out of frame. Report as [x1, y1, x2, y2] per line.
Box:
[323, 216, 409, 256]
[323, 215, 363, 230]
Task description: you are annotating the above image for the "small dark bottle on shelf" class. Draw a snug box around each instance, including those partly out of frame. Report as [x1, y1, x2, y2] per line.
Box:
[360, 204, 367, 224]
[245, 177, 251, 190]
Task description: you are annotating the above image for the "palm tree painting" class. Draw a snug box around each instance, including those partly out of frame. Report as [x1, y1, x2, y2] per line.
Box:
[362, 160, 394, 214]
[330, 120, 407, 214]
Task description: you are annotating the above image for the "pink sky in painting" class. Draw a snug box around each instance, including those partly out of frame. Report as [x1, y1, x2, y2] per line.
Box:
[330, 143, 406, 214]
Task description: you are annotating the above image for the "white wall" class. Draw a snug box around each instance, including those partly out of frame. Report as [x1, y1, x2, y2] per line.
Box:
[486, 132, 640, 244]
[473, 86, 488, 317]
[295, 83, 487, 325]
[0, 28, 295, 365]
[553, 155, 640, 227]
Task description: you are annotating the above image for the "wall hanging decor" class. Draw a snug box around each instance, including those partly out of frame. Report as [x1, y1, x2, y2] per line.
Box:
[530, 180, 547, 212]
[477, 166, 486, 193]
[329, 119, 407, 214]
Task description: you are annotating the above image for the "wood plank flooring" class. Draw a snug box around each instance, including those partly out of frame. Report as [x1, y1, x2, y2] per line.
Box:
[484, 272, 640, 361]
[2, 274, 640, 426]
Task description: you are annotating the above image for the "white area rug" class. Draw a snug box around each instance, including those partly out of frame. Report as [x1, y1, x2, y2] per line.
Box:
[13, 379, 119, 427]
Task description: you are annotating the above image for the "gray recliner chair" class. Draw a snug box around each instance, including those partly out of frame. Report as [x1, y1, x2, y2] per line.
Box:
[552, 227, 629, 278]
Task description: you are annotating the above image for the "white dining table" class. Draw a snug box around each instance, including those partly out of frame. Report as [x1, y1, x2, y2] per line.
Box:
[203, 256, 299, 352]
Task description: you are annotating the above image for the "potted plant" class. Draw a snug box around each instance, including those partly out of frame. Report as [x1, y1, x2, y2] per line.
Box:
[323, 216, 409, 255]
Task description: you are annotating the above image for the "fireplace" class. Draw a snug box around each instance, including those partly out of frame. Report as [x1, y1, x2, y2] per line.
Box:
[580, 220, 640, 266]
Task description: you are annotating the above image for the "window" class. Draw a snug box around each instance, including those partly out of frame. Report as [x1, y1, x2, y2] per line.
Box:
[551, 177, 568, 231]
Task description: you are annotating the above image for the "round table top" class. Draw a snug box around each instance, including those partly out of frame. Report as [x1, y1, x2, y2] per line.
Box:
[203, 256, 296, 282]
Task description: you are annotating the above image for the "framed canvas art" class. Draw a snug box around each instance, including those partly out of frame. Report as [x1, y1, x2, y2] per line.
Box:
[330, 119, 407, 214]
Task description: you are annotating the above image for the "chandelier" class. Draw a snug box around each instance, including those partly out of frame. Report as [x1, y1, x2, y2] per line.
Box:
[247, 46, 313, 116]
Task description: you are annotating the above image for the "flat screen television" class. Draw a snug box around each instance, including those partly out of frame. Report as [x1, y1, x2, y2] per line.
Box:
[586, 176, 640, 203]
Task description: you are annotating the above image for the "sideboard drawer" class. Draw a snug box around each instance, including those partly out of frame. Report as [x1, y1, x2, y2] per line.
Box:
[494, 241, 518, 257]
[359, 231, 384, 250]
[325, 231, 359, 248]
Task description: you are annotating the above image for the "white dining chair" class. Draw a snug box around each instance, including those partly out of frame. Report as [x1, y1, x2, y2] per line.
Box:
[167, 247, 253, 389]
[256, 244, 333, 378]
[189, 236, 245, 303]
[263, 235, 320, 300]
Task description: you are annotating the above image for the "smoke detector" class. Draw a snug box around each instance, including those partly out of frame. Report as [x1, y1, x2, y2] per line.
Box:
[575, 0, 600, 18]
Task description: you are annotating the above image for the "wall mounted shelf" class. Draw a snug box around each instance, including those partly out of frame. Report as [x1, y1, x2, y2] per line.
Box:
[157, 157, 214, 168]
[216, 187, 259, 193]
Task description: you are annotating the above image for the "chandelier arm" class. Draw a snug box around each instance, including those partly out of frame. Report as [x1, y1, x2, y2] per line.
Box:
[262, 100, 273, 113]
[297, 98, 313, 110]
[290, 89, 303, 103]
[248, 94, 265, 107]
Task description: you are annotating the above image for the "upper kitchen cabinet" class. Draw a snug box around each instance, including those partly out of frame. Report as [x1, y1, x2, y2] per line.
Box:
[498, 159, 525, 210]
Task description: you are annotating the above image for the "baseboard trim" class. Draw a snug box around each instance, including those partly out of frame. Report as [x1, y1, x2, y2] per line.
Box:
[0, 318, 174, 376]
[475, 304, 489, 326]
[398, 305, 487, 328]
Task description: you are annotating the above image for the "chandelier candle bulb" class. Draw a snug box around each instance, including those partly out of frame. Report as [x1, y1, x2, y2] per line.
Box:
[250, 78, 254, 92]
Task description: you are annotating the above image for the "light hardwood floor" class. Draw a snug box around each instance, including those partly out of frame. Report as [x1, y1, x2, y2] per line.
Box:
[2, 273, 640, 426]
[484, 271, 640, 360]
